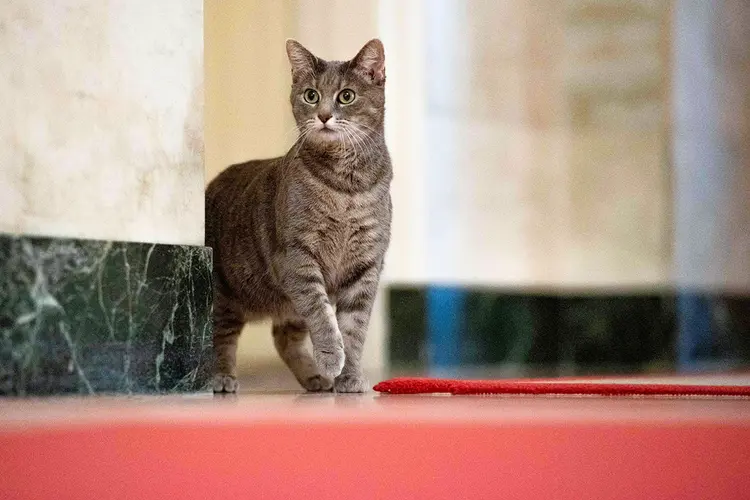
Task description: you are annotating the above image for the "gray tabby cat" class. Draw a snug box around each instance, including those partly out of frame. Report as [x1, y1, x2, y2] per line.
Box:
[205, 39, 392, 393]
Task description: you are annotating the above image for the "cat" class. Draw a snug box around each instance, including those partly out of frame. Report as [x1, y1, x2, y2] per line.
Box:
[205, 39, 392, 393]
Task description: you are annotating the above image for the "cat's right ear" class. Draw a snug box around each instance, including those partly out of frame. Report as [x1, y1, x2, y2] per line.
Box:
[286, 39, 317, 83]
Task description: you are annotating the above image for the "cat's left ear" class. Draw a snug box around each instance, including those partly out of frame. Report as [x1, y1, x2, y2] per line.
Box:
[352, 39, 385, 86]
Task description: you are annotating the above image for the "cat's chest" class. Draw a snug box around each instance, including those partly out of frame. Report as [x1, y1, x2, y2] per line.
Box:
[313, 213, 378, 291]
[311, 194, 384, 261]
[315, 203, 370, 252]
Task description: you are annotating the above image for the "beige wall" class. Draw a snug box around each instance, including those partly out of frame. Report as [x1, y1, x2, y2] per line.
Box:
[0, 0, 204, 246]
[205, 0, 295, 181]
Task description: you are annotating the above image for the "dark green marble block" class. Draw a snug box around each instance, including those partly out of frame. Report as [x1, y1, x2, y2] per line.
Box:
[0, 234, 213, 395]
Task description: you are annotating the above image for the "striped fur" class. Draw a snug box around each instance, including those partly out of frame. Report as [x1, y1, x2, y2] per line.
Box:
[205, 39, 392, 393]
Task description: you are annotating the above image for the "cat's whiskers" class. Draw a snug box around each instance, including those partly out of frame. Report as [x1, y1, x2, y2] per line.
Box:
[340, 120, 380, 155]
[355, 129, 382, 157]
[342, 121, 376, 158]
[336, 127, 350, 154]
[288, 120, 316, 162]
[346, 125, 370, 159]
[281, 122, 304, 145]
[355, 125, 378, 154]
[338, 123, 358, 157]
[341, 120, 370, 154]
[340, 125, 361, 159]
[342, 119, 385, 139]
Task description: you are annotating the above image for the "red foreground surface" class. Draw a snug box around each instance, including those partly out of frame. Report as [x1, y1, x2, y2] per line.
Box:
[1, 388, 750, 499]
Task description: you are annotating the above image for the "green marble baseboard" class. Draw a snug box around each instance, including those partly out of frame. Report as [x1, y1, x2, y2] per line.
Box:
[0, 234, 213, 395]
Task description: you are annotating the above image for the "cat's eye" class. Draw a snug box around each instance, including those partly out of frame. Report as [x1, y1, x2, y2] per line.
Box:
[303, 89, 319, 104]
[337, 89, 356, 105]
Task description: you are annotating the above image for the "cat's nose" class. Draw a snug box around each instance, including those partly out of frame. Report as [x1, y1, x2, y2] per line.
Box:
[318, 113, 332, 124]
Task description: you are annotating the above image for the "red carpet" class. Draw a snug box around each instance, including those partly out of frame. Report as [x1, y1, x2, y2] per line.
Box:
[374, 377, 750, 397]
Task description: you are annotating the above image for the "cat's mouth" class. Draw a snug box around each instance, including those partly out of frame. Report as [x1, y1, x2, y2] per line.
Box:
[313, 126, 341, 141]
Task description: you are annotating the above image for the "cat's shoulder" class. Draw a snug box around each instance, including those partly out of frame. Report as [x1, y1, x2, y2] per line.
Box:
[226, 156, 283, 175]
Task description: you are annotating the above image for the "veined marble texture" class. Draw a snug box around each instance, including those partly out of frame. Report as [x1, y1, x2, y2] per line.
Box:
[0, 0, 205, 246]
[0, 234, 213, 395]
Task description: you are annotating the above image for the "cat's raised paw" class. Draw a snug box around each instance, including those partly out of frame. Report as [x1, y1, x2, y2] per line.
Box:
[302, 374, 334, 392]
[212, 374, 239, 393]
[313, 346, 345, 379]
[334, 374, 369, 393]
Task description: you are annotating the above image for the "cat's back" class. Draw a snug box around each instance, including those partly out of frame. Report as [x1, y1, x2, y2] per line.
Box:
[206, 158, 279, 203]
[205, 157, 281, 249]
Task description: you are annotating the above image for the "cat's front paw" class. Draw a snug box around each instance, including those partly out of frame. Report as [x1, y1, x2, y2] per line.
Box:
[313, 346, 345, 379]
[212, 373, 239, 393]
[334, 373, 369, 393]
[302, 374, 334, 392]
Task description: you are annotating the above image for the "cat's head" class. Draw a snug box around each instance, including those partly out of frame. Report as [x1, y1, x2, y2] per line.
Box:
[285, 39, 385, 150]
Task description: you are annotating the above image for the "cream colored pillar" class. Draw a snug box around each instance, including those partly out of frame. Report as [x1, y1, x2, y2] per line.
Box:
[672, 0, 750, 291]
[0, 0, 204, 246]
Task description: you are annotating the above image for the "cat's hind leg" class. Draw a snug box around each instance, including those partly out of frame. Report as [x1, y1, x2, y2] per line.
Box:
[212, 295, 244, 393]
[272, 319, 333, 392]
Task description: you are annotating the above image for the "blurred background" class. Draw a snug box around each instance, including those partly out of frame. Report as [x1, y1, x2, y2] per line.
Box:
[209, 0, 750, 384]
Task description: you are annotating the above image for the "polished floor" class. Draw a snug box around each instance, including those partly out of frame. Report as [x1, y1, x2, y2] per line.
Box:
[1, 373, 749, 499]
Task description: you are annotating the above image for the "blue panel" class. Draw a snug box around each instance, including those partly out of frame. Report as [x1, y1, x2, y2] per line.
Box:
[676, 292, 713, 371]
[425, 286, 466, 370]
